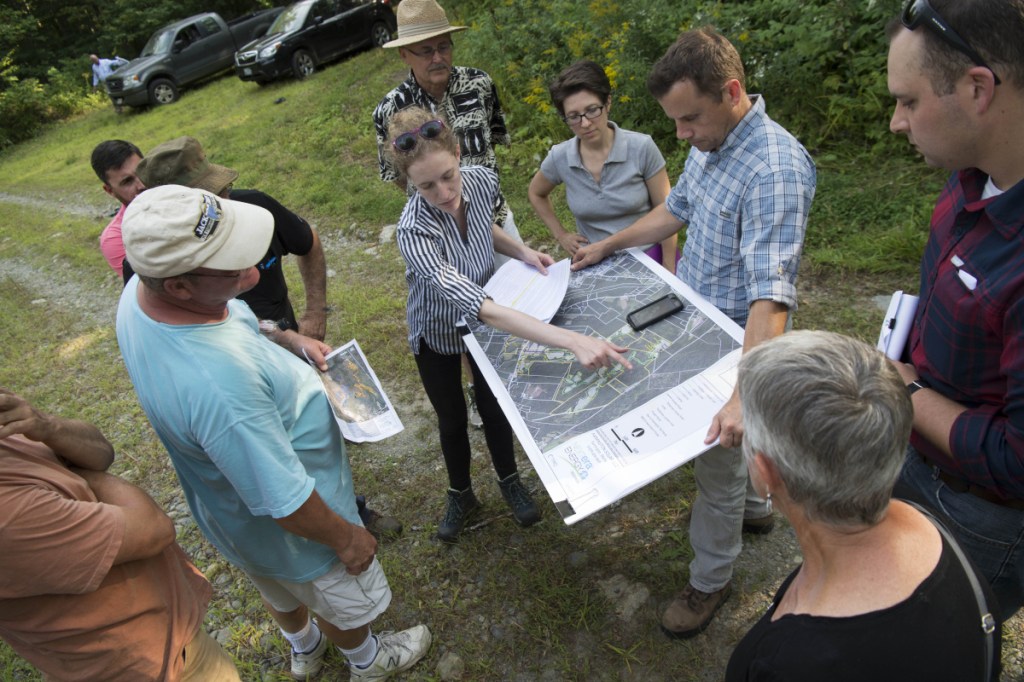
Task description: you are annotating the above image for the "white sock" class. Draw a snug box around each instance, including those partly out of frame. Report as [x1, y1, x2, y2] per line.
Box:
[340, 632, 378, 669]
[281, 619, 321, 654]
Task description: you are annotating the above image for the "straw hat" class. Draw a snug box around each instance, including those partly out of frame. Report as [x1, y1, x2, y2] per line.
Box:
[383, 0, 466, 49]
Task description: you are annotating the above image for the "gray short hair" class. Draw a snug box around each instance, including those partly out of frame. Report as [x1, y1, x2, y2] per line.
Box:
[738, 330, 912, 528]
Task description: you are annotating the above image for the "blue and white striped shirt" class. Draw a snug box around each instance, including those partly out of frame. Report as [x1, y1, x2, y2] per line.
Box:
[396, 165, 500, 355]
[667, 95, 816, 326]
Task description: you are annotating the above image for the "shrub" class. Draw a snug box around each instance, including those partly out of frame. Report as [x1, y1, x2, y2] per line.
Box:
[0, 58, 99, 151]
[446, 0, 905, 154]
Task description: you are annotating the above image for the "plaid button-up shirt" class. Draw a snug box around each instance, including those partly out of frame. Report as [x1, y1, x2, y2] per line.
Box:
[666, 95, 816, 327]
[909, 168, 1024, 500]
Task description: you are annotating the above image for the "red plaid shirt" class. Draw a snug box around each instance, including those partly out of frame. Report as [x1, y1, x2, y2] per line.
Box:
[909, 168, 1024, 500]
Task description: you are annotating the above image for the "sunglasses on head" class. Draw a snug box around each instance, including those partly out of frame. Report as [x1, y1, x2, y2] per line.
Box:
[901, 0, 1001, 85]
[391, 120, 446, 153]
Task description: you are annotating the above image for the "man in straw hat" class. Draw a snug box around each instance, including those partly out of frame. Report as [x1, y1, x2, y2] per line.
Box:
[115, 185, 432, 680]
[373, 0, 523, 428]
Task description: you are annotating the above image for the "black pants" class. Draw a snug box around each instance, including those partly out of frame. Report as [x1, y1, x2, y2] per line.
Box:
[413, 339, 517, 490]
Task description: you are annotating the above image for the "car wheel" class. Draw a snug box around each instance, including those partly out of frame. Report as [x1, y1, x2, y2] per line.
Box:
[291, 49, 315, 79]
[148, 78, 178, 106]
[371, 21, 391, 47]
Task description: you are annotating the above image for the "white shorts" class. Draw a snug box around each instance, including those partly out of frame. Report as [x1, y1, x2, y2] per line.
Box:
[248, 558, 392, 631]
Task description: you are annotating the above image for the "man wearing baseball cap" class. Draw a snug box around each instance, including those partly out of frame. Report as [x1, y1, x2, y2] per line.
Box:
[137, 136, 402, 541]
[115, 185, 431, 680]
[135, 136, 330, 343]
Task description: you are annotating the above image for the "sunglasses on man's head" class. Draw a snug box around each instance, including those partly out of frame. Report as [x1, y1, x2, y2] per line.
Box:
[901, 0, 1001, 85]
[392, 120, 446, 153]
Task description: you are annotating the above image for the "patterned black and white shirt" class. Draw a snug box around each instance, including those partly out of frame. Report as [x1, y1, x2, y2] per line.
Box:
[396, 166, 502, 355]
[373, 66, 511, 222]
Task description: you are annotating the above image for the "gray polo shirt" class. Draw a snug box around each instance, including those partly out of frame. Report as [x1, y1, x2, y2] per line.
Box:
[539, 121, 666, 246]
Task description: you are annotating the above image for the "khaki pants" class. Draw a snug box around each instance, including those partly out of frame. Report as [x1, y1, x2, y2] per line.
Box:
[181, 628, 241, 681]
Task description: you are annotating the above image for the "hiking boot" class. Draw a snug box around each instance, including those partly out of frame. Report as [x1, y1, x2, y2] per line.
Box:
[290, 630, 329, 679]
[437, 487, 481, 543]
[349, 625, 432, 681]
[742, 513, 776, 535]
[356, 495, 403, 540]
[466, 384, 483, 429]
[497, 472, 542, 527]
[660, 582, 732, 639]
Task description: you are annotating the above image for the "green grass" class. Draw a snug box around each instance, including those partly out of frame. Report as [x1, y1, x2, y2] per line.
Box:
[0, 38, 976, 681]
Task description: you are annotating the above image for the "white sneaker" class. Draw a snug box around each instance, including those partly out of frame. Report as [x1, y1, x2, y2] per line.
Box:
[291, 631, 328, 680]
[349, 625, 432, 681]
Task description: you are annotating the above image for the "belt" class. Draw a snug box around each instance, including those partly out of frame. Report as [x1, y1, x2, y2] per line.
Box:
[919, 453, 1024, 511]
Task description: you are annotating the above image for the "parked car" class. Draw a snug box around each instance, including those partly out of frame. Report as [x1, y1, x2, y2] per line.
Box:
[234, 0, 396, 84]
[106, 8, 283, 108]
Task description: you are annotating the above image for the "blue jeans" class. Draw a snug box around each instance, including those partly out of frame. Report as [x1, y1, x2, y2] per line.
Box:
[900, 446, 1024, 621]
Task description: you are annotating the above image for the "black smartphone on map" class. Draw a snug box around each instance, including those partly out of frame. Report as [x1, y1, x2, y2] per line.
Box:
[627, 293, 685, 331]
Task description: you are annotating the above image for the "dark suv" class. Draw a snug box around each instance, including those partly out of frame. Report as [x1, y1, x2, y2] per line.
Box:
[234, 0, 395, 83]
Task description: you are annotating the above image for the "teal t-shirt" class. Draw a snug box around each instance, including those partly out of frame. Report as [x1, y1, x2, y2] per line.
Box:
[116, 277, 359, 581]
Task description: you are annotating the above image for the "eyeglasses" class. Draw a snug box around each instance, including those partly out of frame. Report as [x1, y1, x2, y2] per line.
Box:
[563, 104, 605, 127]
[391, 119, 446, 153]
[406, 42, 452, 59]
[901, 0, 1001, 85]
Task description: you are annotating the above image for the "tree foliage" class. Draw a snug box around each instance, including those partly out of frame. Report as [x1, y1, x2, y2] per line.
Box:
[2, 0, 908, 155]
[445, 0, 905, 155]
[1, 0, 275, 86]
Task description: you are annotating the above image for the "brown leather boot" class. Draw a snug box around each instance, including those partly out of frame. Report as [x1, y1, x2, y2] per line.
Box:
[660, 582, 732, 639]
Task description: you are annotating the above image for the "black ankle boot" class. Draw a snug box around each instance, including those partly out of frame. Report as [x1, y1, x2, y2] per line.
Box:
[437, 487, 481, 543]
[497, 473, 541, 527]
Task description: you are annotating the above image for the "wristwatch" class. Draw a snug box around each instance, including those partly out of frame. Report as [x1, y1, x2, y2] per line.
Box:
[258, 318, 291, 335]
[906, 379, 929, 396]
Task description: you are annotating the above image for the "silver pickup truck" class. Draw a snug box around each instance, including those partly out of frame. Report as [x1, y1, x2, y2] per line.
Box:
[106, 9, 282, 108]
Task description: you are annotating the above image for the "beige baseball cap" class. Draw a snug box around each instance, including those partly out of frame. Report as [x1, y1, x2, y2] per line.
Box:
[122, 184, 273, 278]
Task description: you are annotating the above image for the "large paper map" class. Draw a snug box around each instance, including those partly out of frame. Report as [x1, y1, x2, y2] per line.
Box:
[464, 250, 745, 524]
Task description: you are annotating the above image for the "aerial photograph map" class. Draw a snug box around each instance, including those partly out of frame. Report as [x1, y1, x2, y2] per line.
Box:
[466, 252, 742, 455]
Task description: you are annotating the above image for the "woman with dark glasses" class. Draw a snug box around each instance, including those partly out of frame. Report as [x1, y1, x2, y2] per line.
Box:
[386, 107, 631, 543]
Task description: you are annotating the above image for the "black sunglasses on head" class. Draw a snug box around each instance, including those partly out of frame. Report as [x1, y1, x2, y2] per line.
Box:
[901, 0, 1001, 85]
[392, 120, 446, 153]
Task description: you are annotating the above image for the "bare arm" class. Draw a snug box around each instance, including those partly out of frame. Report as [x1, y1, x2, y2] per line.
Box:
[274, 489, 377, 575]
[528, 171, 588, 258]
[262, 328, 332, 371]
[74, 468, 177, 564]
[889, 360, 966, 459]
[478, 299, 632, 371]
[644, 169, 677, 273]
[706, 300, 789, 447]
[296, 227, 328, 341]
[572, 203, 685, 271]
[0, 388, 114, 471]
[490, 224, 553, 274]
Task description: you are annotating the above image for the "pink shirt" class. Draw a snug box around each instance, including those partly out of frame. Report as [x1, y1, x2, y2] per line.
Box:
[99, 204, 127, 277]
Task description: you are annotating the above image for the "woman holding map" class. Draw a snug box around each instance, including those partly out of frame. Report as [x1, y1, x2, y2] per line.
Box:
[528, 60, 677, 273]
[386, 107, 631, 543]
